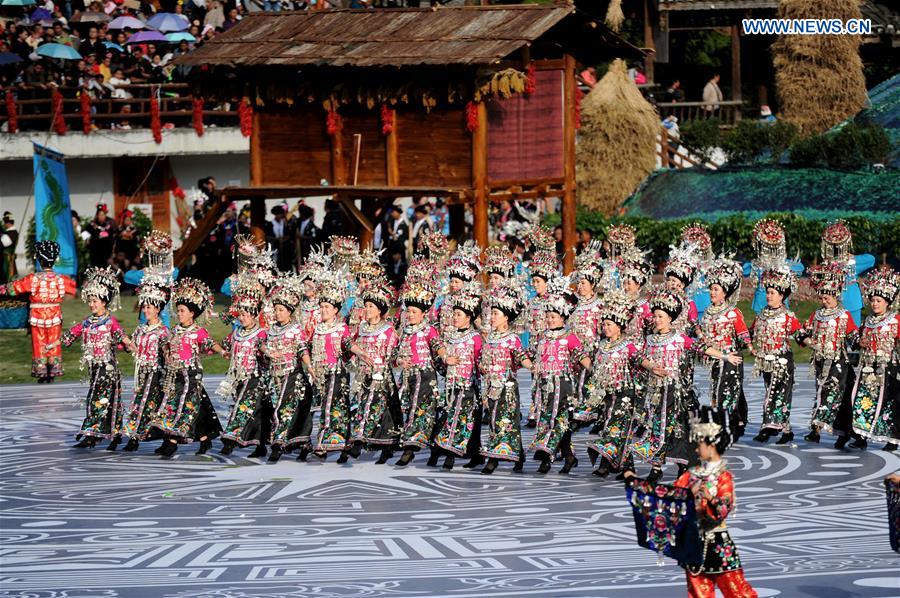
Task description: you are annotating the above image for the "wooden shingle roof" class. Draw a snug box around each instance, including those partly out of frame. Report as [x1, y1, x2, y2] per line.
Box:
[176, 5, 643, 68]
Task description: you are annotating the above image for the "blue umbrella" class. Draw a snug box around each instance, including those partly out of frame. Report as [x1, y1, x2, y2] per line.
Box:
[103, 41, 125, 52]
[165, 31, 196, 43]
[0, 0, 36, 6]
[147, 13, 189, 33]
[0, 52, 23, 66]
[36, 43, 82, 60]
[108, 16, 146, 30]
[30, 7, 51, 20]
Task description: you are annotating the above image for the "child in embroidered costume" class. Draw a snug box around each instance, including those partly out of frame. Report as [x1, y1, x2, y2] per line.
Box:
[120, 275, 170, 451]
[676, 406, 758, 598]
[0, 240, 76, 382]
[395, 278, 445, 467]
[586, 290, 641, 478]
[696, 256, 750, 441]
[619, 252, 653, 345]
[570, 241, 605, 425]
[219, 286, 272, 458]
[58, 266, 125, 449]
[265, 274, 314, 463]
[438, 241, 481, 338]
[749, 267, 802, 445]
[347, 276, 402, 464]
[820, 220, 876, 327]
[346, 250, 384, 334]
[479, 245, 516, 338]
[303, 272, 353, 460]
[529, 276, 592, 474]
[798, 261, 859, 447]
[152, 278, 226, 457]
[480, 279, 532, 474]
[434, 283, 484, 470]
[523, 249, 559, 428]
[849, 267, 900, 452]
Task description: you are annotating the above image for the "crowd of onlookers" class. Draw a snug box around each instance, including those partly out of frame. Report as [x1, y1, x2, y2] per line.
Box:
[1, 1, 448, 132]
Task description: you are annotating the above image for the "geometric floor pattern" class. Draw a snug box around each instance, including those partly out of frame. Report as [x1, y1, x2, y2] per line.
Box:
[1, 372, 898, 597]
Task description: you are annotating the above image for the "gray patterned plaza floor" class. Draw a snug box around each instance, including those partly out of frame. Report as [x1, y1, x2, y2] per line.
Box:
[1, 371, 898, 598]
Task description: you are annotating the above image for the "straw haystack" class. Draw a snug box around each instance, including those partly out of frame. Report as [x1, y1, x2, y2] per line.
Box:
[773, 0, 868, 137]
[605, 0, 625, 32]
[576, 59, 658, 215]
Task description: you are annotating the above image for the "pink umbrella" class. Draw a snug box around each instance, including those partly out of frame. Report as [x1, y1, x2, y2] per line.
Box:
[125, 30, 168, 44]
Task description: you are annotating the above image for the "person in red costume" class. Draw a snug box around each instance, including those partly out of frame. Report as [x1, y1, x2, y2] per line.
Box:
[0, 240, 76, 383]
[675, 406, 757, 598]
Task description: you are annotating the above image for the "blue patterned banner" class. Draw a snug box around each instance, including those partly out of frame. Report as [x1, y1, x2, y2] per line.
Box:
[33, 143, 77, 277]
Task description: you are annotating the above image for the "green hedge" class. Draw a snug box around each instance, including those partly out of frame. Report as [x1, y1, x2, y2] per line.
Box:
[543, 210, 899, 267]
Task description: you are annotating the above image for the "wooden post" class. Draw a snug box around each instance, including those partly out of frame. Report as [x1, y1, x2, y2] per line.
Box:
[472, 101, 488, 251]
[386, 110, 399, 186]
[731, 25, 742, 102]
[643, 0, 655, 84]
[331, 119, 346, 186]
[561, 54, 577, 274]
[250, 111, 262, 186]
[350, 133, 362, 185]
[250, 195, 266, 246]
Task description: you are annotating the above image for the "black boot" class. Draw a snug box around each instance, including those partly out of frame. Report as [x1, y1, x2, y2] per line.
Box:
[105, 435, 122, 451]
[559, 454, 578, 475]
[375, 448, 393, 465]
[195, 438, 213, 455]
[267, 446, 283, 462]
[442, 455, 455, 470]
[849, 436, 868, 450]
[804, 429, 820, 443]
[589, 422, 602, 435]
[153, 441, 167, 454]
[884, 443, 898, 452]
[776, 431, 794, 445]
[296, 446, 310, 461]
[123, 438, 140, 452]
[753, 430, 771, 443]
[248, 444, 268, 459]
[349, 441, 363, 459]
[426, 448, 440, 467]
[160, 440, 178, 457]
[73, 436, 97, 449]
[219, 440, 235, 456]
[834, 435, 849, 450]
[395, 448, 415, 466]
[463, 455, 485, 469]
[537, 457, 551, 474]
[526, 419, 537, 429]
[593, 458, 610, 478]
[646, 467, 663, 485]
[481, 458, 499, 475]
[336, 451, 350, 464]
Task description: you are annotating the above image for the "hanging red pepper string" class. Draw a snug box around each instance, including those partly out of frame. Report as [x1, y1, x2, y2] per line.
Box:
[326, 108, 342, 136]
[525, 64, 537, 95]
[380, 104, 394, 136]
[192, 96, 204, 136]
[52, 88, 66, 135]
[80, 92, 92, 135]
[575, 85, 584, 130]
[238, 97, 253, 137]
[150, 89, 162, 144]
[5, 89, 18, 134]
[465, 101, 478, 133]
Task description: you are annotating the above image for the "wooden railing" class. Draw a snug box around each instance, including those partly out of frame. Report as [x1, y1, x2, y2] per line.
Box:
[2, 83, 238, 132]
[655, 100, 745, 127]
[657, 127, 722, 170]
